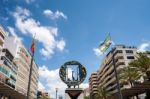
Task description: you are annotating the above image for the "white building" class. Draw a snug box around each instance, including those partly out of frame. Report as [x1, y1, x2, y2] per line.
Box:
[89, 72, 98, 98]
[4, 37, 39, 99]
[0, 26, 16, 86]
[98, 45, 137, 95]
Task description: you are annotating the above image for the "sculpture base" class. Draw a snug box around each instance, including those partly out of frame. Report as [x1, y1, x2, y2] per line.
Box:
[65, 88, 83, 99]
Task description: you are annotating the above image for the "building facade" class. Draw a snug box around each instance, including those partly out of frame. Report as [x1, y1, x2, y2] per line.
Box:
[97, 45, 137, 95]
[89, 72, 98, 98]
[4, 37, 39, 98]
[0, 48, 18, 88]
[0, 26, 6, 48]
[0, 26, 17, 88]
[0, 26, 27, 99]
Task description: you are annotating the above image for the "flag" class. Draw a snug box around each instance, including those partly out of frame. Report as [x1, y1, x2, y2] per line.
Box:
[99, 34, 112, 53]
[30, 36, 35, 54]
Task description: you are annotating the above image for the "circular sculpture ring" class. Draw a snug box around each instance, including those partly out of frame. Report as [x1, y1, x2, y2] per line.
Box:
[59, 61, 87, 88]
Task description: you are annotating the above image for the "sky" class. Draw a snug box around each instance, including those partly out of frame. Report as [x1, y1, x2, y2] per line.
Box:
[0, 0, 150, 98]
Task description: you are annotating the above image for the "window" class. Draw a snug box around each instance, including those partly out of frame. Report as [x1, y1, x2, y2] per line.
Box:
[126, 50, 133, 53]
[1, 56, 4, 60]
[127, 56, 134, 59]
[119, 62, 125, 65]
[117, 50, 123, 53]
[2, 49, 6, 52]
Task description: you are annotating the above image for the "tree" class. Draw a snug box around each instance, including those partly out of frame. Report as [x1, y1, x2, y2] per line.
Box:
[119, 66, 142, 99]
[119, 66, 142, 87]
[129, 52, 150, 81]
[84, 95, 90, 99]
[129, 52, 150, 99]
[97, 87, 110, 99]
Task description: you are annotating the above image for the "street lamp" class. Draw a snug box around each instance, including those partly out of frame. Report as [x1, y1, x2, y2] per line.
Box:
[56, 88, 58, 99]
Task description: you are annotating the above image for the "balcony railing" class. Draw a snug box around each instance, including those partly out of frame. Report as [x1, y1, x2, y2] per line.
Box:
[2, 56, 17, 74]
[0, 66, 9, 77]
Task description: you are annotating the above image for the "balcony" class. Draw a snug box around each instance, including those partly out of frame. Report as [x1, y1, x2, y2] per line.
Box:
[0, 31, 5, 45]
[2, 56, 17, 74]
[0, 66, 10, 77]
[6, 79, 16, 88]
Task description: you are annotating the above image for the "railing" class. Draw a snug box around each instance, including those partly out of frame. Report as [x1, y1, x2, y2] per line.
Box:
[2, 56, 17, 74]
[0, 66, 9, 77]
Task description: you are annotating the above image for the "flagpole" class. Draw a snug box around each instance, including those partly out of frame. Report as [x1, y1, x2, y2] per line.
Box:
[27, 52, 34, 99]
[112, 49, 123, 99]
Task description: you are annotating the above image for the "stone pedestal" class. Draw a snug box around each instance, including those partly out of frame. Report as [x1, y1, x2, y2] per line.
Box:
[65, 88, 83, 99]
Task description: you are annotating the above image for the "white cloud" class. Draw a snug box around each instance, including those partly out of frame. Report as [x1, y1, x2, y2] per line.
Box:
[39, 66, 89, 98]
[43, 9, 67, 20]
[80, 83, 89, 89]
[93, 48, 102, 56]
[38, 82, 46, 91]
[12, 6, 66, 58]
[137, 42, 150, 52]
[39, 66, 67, 98]
[7, 26, 23, 41]
[43, 10, 53, 16]
[56, 39, 66, 51]
[25, 0, 35, 4]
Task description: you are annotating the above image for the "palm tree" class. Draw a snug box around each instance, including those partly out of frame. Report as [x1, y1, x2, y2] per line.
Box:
[119, 66, 142, 99]
[84, 95, 90, 99]
[119, 66, 142, 87]
[129, 52, 150, 99]
[97, 87, 110, 99]
[129, 52, 150, 81]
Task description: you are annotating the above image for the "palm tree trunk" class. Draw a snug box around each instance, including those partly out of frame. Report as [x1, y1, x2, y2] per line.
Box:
[145, 71, 150, 99]
[129, 81, 133, 87]
[135, 94, 139, 99]
[130, 81, 139, 99]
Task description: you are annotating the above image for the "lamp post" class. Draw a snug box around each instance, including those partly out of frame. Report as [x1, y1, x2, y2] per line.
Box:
[112, 50, 123, 99]
[56, 88, 58, 99]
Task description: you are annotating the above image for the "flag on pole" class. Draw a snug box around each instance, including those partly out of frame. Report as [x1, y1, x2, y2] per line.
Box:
[99, 34, 112, 53]
[27, 34, 36, 99]
[30, 35, 36, 54]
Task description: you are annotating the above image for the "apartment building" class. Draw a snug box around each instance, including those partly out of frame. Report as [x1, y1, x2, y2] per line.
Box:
[97, 45, 137, 95]
[0, 26, 27, 99]
[89, 72, 98, 98]
[4, 37, 39, 99]
[0, 26, 7, 82]
[0, 48, 18, 88]
[0, 26, 6, 48]
[0, 26, 17, 88]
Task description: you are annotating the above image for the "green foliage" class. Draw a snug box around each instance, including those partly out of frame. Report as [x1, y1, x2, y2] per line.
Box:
[97, 87, 110, 99]
[129, 52, 150, 99]
[84, 95, 90, 99]
[119, 66, 142, 87]
[129, 52, 150, 80]
[37, 96, 49, 99]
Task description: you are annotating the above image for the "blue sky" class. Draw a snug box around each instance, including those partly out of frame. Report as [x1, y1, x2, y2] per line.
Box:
[1, 0, 150, 98]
